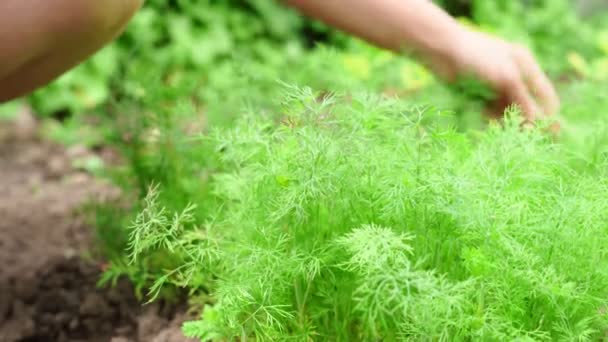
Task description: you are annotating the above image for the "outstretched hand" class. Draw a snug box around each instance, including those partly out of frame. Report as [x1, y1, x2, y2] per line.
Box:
[428, 28, 560, 124]
[287, 0, 560, 128]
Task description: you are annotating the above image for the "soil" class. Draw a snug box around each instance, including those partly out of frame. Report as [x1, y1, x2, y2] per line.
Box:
[0, 108, 197, 342]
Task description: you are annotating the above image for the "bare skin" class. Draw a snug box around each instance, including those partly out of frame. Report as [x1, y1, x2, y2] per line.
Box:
[0, 0, 143, 102]
[0, 0, 559, 123]
[287, 0, 560, 122]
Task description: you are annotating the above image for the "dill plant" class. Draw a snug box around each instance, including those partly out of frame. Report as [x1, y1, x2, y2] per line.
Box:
[103, 2, 608, 340]
[124, 84, 608, 340]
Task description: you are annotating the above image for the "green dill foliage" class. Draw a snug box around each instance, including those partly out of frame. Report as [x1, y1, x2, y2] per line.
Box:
[127, 185, 220, 301]
[122, 85, 608, 340]
[85, 1, 608, 340]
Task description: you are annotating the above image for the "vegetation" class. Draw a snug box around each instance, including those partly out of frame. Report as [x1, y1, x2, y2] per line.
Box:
[11, 0, 608, 340]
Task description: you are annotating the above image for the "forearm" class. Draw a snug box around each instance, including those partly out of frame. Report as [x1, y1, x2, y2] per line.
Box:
[288, 0, 559, 120]
[286, 0, 464, 62]
[0, 0, 142, 103]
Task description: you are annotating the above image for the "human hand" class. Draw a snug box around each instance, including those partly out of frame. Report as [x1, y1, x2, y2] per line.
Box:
[427, 28, 560, 126]
[287, 0, 560, 129]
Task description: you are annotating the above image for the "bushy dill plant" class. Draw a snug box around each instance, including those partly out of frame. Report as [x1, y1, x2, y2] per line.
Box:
[122, 83, 608, 341]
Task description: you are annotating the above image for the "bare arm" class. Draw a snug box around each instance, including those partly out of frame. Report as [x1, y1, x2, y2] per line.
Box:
[287, 0, 460, 70]
[287, 0, 560, 123]
[0, 0, 142, 103]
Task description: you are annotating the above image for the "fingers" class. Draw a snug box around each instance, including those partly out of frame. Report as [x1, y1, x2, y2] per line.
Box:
[512, 45, 560, 117]
[500, 72, 541, 123]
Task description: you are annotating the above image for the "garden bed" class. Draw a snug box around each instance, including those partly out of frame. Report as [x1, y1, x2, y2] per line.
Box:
[0, 111, 194, 342]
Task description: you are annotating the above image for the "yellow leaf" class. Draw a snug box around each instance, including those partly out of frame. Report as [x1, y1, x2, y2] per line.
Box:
[400, 62, 433, 91]
[596, 31, 608, 56]
[593, 58, 608, 81]
[341, 54, 371, 80]
[567, 52, 590, 77]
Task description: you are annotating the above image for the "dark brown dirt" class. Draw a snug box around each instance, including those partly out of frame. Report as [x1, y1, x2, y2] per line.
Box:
[0, 108, 196, 342]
